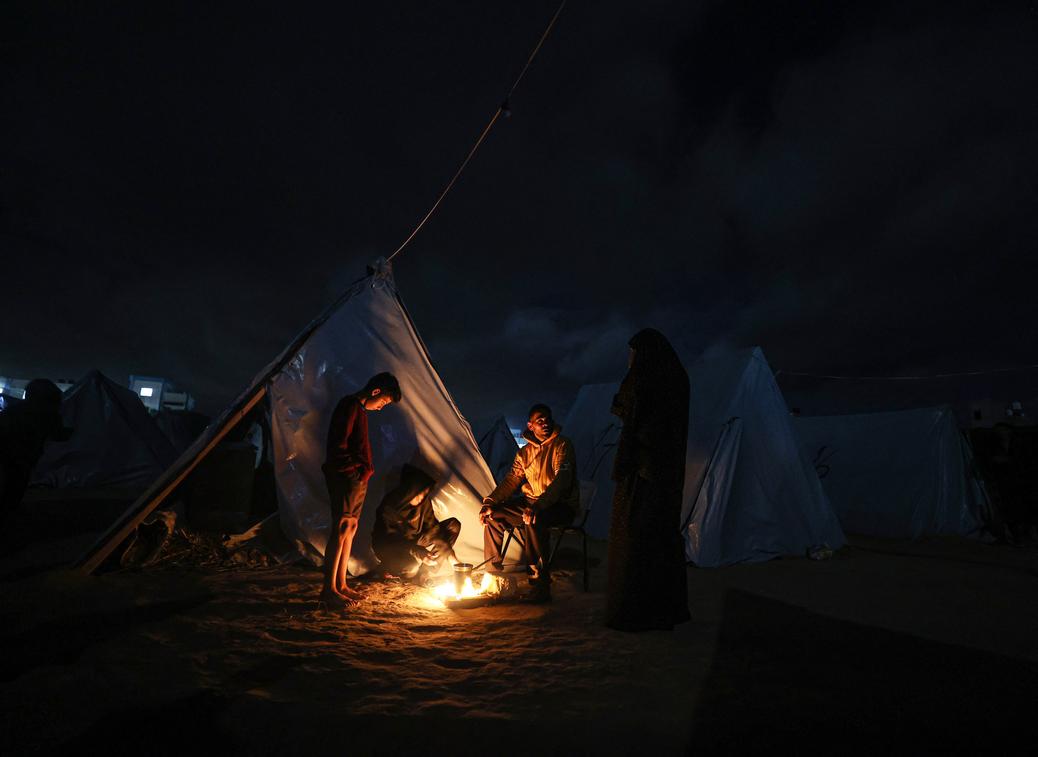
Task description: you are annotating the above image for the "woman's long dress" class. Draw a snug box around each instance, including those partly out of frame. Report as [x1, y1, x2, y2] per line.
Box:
[606, 329, 691, 631]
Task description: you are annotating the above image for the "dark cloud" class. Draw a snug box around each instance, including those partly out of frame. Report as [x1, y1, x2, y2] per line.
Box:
[3, 0, 1037, 424]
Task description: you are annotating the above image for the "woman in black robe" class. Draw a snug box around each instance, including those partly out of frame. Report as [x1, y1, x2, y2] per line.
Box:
[606, 328, 691, 631]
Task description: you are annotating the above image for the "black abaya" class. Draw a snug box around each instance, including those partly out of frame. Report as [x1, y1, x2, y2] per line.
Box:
[606, 328, 691, 631]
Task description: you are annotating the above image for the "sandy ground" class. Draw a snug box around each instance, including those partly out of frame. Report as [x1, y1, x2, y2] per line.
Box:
[2, 504, 1038, 755]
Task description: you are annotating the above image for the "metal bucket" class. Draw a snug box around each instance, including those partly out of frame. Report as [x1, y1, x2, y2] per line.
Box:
[452, 563, 474, 593]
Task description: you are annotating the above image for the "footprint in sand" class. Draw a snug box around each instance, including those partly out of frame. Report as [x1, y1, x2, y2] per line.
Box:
[431, 657, 482, 670]
[408, 624, 448, 633]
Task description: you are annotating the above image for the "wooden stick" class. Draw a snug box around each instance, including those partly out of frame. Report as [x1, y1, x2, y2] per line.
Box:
[74, 386, 268, 575]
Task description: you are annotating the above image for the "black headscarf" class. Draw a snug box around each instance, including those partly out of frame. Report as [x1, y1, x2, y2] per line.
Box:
[374, 463, 438, 540]
[611, 328, 690, 492]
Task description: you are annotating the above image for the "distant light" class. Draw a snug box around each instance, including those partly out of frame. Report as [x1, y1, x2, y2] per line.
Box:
[140, 387, 154, 397]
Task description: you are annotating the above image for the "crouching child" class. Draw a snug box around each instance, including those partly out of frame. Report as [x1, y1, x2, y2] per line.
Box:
[372, 463, 460, 581]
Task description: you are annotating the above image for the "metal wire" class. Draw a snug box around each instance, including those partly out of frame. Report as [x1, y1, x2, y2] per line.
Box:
[387, 1, 567, 262]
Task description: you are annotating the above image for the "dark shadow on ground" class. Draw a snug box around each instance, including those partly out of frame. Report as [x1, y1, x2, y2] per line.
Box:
[50, 690, 238, 757]
[0, 495, 132, 554]
[0, 594, 213, 682]
[689, 589, 1038, 754]
[53, 696, 676, 757]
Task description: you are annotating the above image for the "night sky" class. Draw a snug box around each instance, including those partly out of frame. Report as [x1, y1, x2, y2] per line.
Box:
[4, 1, 1037, 428]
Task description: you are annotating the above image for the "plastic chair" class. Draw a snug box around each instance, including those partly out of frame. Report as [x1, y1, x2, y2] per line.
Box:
[499, 481, 595, 592]
[546, 480, 595, 592]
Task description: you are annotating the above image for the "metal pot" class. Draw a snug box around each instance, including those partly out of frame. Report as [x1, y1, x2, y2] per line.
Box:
[452, 563, 474, 593]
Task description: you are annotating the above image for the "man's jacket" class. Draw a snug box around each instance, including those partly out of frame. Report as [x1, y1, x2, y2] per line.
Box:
[487, 424, 579, 514]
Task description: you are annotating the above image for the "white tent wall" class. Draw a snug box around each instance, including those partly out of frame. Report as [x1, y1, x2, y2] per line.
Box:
[792, 406, 987, 539]
[478, 416, 520, 483]
[268, 268, 496, 574]
[681, 348, 846, 566]
[561, 383, 621, 539]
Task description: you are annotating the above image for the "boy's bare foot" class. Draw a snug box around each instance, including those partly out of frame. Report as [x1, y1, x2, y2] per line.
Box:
[319, 588, 356, 609]
[340, 584, 366, 601]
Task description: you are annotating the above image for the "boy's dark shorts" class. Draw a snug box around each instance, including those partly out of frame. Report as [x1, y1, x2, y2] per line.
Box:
[324, 471, 368, 519]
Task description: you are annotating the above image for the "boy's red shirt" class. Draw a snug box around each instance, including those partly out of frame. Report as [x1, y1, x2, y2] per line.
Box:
[324, 396, 373, 481]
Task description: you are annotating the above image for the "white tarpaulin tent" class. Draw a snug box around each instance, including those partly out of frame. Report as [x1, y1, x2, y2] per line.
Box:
[563, 348, 845, 565]
[32, 370, 177, 490]
[76, 260, 496, 573]
[268, 264, 495, 572]
[478, 416, 520, 483]
[793, 406, 988, 539]
[562, 383, 620, 539]
[681, 347, 845, 566]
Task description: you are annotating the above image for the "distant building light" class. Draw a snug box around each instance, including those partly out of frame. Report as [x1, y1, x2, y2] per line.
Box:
[140, 387, 154, 397]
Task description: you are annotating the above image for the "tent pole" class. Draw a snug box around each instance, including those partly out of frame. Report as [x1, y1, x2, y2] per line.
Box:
[72, 276, 369, 576]
[73, 386, 268, 575]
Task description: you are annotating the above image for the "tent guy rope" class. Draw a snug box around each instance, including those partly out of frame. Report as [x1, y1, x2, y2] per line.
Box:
[386, 0, 566, 262]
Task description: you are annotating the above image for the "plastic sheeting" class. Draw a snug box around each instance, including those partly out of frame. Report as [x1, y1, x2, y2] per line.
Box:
[793, 406, 987, 539]
[32, 370, 177, 489]
[561, 383, 621, 539]
[268, 263, 496, 573]
[681, 348, 845, 566]
[477, 416, 520, 483]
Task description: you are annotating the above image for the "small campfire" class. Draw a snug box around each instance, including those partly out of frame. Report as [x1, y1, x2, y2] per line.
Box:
[431, 569, 506, 609]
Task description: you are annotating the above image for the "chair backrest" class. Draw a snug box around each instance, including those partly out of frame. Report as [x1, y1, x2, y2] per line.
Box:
[575, 480, 597, 527]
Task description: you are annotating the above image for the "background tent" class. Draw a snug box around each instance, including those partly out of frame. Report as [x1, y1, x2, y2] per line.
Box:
[478, 416, 520, 483]
[793, 406, 988, 539]
[563, 348, 845, 565]
[32, 369, 177, 489]
[682, 347, 846, 566]
[562, 383, 621, 539]
[155, 409, 212, 456]
[76, 260, 498, 574]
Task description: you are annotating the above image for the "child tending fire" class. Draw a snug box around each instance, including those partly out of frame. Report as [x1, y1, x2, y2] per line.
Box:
[372, 463, 461, 581]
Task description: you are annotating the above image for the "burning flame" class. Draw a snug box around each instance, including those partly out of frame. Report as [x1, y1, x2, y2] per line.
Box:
[432, 572, 500, 603]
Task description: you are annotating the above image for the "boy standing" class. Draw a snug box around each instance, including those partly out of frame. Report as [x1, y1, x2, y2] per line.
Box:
[321, 372, 401, 607]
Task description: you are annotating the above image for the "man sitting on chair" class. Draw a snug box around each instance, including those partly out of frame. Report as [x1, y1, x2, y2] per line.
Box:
[479, 404, 579, 601]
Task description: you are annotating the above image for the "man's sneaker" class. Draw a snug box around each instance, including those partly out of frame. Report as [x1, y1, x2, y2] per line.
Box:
[520, 580, 552, 604]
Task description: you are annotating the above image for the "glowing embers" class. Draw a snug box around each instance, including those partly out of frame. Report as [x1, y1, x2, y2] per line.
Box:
[432, 571, 504, 609]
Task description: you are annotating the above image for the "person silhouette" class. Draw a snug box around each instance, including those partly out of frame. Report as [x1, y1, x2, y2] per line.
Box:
[0, 379, 71, 524]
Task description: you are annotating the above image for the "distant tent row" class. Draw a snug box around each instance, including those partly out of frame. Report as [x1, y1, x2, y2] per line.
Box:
[793, 406, 988, 539]
[564, 348, 847, 567]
